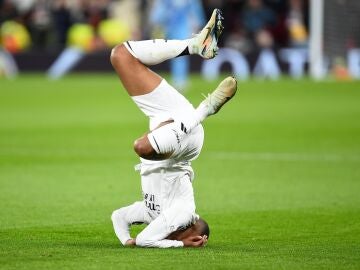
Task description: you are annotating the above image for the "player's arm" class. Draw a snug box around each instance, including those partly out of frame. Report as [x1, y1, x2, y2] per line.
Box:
[132, 214, 183, 248]
[136, 235, 207, 248]
[111, 201, 147, 246]
[133, 221, 207, 248]
[133, 209, 207, 248]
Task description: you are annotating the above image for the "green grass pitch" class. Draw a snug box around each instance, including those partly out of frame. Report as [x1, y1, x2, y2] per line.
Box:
[1, 74, 360, 269]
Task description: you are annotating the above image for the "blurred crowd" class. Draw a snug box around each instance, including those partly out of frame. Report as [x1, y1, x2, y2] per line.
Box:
[214, 0, 309, 52]
[0, 0, 143, 52]
[0, 0, 309, 53]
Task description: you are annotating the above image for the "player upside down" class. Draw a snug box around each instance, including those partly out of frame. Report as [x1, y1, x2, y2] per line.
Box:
[111, 9, 237, 248]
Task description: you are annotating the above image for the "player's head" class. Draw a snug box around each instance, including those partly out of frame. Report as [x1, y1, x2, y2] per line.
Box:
[166, 218, 210, 241]
[193, 218, 210, 237]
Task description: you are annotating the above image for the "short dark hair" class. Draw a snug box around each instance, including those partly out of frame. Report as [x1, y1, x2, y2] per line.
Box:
[197, 218, 210, 238]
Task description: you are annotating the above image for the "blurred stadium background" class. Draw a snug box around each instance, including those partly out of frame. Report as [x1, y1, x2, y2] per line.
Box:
[0, 0, 360, 81]
[1, 1, 360, 269]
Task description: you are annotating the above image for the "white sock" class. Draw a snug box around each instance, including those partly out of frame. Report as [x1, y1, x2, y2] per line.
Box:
[177, 102, 209, 133]
[124, 39, 193, 65]
[195, 102, 209, 124]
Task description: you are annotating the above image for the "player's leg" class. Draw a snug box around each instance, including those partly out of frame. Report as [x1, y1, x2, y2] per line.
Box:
[111, 9, 227, 160]
[133, 120, 175, 160]
[110, 37, 202, 96]
[133, 76, 237, 160]
[110, 8, 223, 97]
[110, 44, 161, 96]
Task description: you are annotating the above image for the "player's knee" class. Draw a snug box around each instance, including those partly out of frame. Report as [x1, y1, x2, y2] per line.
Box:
[133, 137, 154, 158]
[110, 44, 131, 66]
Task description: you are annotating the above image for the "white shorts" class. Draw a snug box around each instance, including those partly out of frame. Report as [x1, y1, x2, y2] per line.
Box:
[132, 79, 196, 130]
[132, 79, 204, 162]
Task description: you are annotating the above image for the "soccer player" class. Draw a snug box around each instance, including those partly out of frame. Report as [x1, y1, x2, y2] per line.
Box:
[111, 9, 237, 248]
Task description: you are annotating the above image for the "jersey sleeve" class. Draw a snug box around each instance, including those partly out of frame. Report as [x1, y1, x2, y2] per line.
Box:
[111, 201, 147, 245]
[135, 214, 184, 248]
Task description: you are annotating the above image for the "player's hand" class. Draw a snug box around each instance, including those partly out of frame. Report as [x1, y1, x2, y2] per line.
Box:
[125, 238, 136, 246]
[183, 235, 208, 247]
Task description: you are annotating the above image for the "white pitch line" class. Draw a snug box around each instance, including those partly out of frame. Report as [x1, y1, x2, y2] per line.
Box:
[204, 151, 360, 162]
